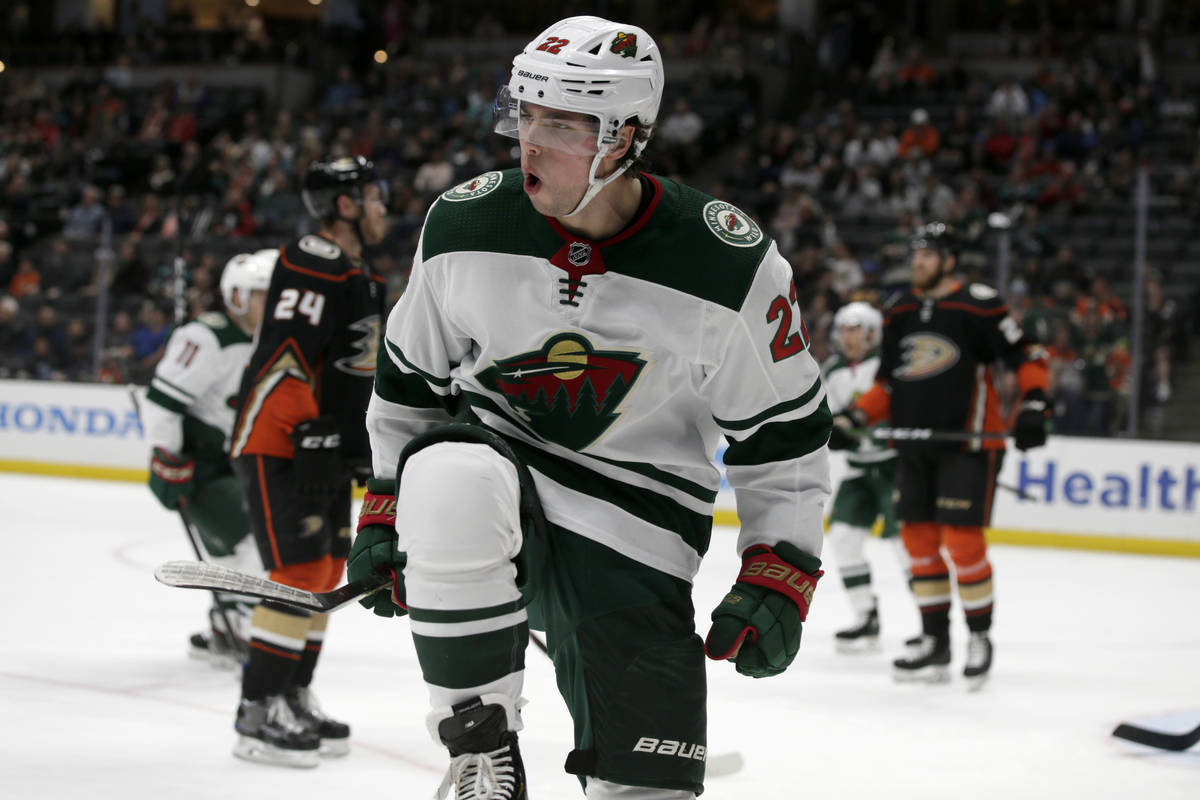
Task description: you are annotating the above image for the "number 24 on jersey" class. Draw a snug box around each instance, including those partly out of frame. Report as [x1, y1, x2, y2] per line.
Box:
[274, 289, 325, 326]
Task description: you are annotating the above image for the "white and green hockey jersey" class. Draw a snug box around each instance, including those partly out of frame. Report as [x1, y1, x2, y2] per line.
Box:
[821, 351, 896, 474]
[367, 170, 832, 582]
[143, 310, 252, 463]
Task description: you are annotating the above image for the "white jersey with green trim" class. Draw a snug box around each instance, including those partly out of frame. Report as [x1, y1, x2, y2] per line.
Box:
[821, 352, 895, 472]
[143, 311, 252, 456]
[367, 170, 832, 583]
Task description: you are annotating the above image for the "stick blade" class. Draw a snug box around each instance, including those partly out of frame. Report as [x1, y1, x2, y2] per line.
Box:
[155, 560, 390, 613]
[1112, 722, 1200, 751]
[155, 560, 328, 611]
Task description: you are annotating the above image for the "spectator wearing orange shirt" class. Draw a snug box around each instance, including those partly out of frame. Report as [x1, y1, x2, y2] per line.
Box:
[899, 108, 940, 159]
[8, 257, 40, 299]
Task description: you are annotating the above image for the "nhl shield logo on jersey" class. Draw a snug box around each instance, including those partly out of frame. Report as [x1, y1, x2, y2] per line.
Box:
[610, 32, 638, 58]
[702, 200, 764, 248]
[442, 171, 503, 202]
[476, 333, 646, 450]
[567, 242, 592, 267]
[894, 332, 961, 380]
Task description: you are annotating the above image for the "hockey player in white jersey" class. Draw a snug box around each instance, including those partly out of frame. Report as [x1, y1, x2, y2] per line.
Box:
[142, 249, 275, 665]
[349, 16, 831, 800]
[821, 301, 910, 652]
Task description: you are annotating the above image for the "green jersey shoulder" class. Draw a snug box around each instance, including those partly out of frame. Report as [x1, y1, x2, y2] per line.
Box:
[195, 311, 251, 348]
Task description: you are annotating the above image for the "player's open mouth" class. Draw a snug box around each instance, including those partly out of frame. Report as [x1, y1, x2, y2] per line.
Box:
[523, 171, 541, 195]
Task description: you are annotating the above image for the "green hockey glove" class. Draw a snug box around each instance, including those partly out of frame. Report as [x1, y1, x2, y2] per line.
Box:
[348, 478, 408, 618]
[705, 542, 823, 678]
[149, 447, 195, 510]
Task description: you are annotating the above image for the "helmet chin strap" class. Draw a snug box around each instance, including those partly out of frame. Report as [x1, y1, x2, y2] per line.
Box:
[563, 147, 632, 218]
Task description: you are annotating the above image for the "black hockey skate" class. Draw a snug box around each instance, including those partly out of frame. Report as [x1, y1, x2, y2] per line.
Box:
[963, 632, 993, 691]
[435, 697, 527, 800]
[286, 686, 351, 757]
[233, 695, 320, 768]
[188, 630, 240, 670]
[892, 634, 951, 683]
[834, 607, 880, 653]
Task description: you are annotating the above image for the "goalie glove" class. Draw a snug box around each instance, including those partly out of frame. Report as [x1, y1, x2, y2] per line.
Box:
[705, 542, 823, 678]
[149, 447, 195, 510]
[348, 478, 408, 618]
[1012, 388, 1050, 451]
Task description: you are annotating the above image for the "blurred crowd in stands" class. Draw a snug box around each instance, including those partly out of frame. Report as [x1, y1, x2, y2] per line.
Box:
[1, 3, 1197, 437]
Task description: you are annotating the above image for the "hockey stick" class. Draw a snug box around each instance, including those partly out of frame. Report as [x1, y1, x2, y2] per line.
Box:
[129, 386, 249, 660]
[177, 503, 250, 662]
[156, 560, 391, 613]
[871, 427, 1010, 442]
[1112, 721, 1200, 751]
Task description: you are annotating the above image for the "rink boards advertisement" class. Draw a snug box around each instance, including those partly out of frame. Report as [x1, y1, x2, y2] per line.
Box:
[1, 379, 1197, 556]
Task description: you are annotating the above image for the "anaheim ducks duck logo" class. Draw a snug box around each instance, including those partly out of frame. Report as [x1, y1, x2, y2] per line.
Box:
[476, 333, 646, 450]
[894, 333, 960, 380]
[334, 315, 381, 376]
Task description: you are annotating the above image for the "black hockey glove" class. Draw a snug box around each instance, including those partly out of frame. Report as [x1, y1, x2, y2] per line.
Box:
[1013, 388, 1050, 451]
[828, 411, 864, 451]
[348, 478, 408, 618]
[705, 542, 824, 678]
[290, 416, 345, 494]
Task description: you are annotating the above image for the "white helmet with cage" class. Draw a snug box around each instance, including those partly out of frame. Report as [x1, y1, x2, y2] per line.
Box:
[220, 250, 276, 316]
[832, 301, 883, 355]
[494, 15, 665, 216]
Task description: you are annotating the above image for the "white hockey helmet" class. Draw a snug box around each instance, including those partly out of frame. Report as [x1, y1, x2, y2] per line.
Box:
[220, 250, 276, 315]
[832, 301, 883, 354]
[494, 15, 665, 215]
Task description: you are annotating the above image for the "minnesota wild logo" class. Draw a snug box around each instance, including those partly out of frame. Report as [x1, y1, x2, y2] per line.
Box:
[442, 171, 503, 202]
[476, 333, 646, 450]
[610, 32, 638, 58]
[702, 200, 764, 248]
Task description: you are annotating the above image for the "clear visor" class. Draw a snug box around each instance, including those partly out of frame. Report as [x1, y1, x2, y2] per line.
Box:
[492, 87, 602, 156]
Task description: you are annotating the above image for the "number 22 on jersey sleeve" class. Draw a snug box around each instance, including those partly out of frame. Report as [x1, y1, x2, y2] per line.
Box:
[766, 280, 810, 362]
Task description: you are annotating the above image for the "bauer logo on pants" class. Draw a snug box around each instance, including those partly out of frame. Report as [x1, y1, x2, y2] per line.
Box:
[702, 201, 764, 248]
[442, 171, 503, 202]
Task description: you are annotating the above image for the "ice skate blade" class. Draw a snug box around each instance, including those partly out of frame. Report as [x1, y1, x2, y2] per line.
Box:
[188, 647, 241, 670]
[233, 736, 320, 768]
[964, 673, 990, 692]
[892, 665, 950, 684]
[834, 636, 881, 654]
[319, 738, 350, 757]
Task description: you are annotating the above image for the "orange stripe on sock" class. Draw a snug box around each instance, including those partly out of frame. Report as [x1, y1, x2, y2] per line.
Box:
[249, 640, 302, 661]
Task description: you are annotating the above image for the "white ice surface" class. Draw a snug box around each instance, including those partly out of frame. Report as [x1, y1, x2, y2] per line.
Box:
[1, 473, 1197, 799]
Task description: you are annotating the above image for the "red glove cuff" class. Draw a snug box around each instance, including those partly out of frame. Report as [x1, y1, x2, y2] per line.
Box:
[150, 448, 194, 484]
[382, 566, 407, 610]
[357, 488, 396, 533]
[737, 545, 824, 621]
